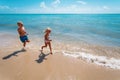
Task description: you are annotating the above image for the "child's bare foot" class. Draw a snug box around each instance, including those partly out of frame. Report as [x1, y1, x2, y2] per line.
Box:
[21, 47, 26, 51]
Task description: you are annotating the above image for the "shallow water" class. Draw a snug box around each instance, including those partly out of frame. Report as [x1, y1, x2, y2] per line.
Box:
[0, 33, 120, 69]
[0, 14, 120, 47]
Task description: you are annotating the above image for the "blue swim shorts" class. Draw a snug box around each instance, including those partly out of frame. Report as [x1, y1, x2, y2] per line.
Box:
[20, 35, 29, 43]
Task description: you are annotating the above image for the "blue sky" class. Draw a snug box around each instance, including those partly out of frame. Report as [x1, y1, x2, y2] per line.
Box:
[0, 0, 120, 14]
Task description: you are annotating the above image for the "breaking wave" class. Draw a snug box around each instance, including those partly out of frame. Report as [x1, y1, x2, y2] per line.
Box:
[63, 51, 120, 69]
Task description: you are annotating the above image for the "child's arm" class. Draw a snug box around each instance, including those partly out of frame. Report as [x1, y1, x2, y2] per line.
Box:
[48, 35, 52, 41]
[45, 34, 52, 41]
[48, 33, 52, 41]
[22, 27, 29, 35]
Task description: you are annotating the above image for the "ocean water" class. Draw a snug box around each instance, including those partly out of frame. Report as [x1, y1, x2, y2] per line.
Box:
[0, 14, 120, 69]
[0, 14, 120, 47]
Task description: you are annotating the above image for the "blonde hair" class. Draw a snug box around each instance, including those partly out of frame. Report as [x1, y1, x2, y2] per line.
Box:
[44, 27, 51, 33]
[17, 21, 23, 25]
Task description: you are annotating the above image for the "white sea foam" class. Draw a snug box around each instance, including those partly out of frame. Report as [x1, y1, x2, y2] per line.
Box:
[62, 51, 120, 69]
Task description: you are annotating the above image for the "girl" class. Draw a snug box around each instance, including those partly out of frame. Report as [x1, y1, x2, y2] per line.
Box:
[40, 28, 52, 54]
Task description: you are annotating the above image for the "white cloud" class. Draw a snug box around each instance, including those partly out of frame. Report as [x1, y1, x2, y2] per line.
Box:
[103, 6, 109, 10]
[77, 1, 87, 5]
[40, 2, 47, 8]
[52, 0, 61, 8]
[0, 5, 10, 9]
[39, 0, 61, 13]
[37, 1, 111, 14]
[52, 0, 60, 5]
[49, 4, 89, 13]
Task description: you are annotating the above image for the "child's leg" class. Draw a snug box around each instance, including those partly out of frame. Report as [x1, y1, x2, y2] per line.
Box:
[41, 42, 47, 51]
[23, 41, 26, 47]
[48, 42, 52, 54]
[23, 40, 29, 48]
[25, 36, 30, 42]
[26, 40, 30, 42]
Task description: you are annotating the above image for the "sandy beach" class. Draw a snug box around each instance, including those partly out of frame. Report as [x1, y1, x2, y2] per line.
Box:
[0, 44, 120, 80]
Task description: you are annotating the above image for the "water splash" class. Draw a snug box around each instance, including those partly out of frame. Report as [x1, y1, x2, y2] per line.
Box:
[63, 51, 120, 69]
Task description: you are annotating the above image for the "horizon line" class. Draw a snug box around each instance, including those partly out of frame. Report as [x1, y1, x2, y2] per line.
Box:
[0, 13, 120, 15]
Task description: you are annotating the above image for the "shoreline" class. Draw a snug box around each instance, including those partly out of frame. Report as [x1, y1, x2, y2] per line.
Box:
[0, 33, 120, 69]
[0, 49, 120, 80]
[0, 33, 120, 80]
[63, 51, 120, 70]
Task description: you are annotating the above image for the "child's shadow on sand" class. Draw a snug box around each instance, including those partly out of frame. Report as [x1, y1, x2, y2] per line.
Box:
[35, 52, 49, 63]
[2, 49, 26, 60]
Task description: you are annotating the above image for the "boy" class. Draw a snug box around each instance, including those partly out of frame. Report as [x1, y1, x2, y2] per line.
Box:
[17, 21, 30, 49]
[40, 27, 52, 54]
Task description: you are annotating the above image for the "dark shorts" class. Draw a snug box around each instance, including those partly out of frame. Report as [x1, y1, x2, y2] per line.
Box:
[20, 35, 29, 43]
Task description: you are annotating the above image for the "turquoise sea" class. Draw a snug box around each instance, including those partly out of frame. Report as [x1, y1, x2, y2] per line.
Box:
[0, 14, 120, 69]
[0, 14, 120, 47]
